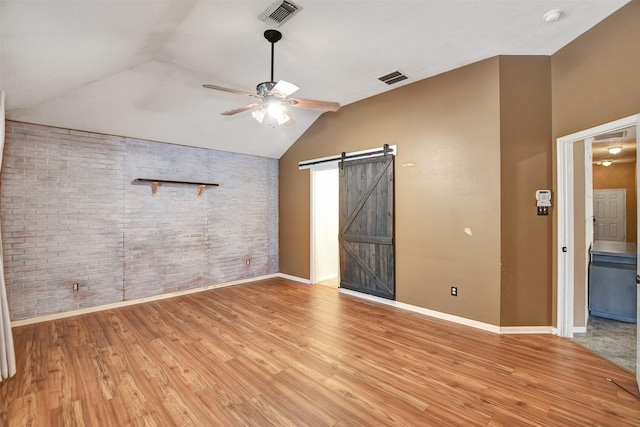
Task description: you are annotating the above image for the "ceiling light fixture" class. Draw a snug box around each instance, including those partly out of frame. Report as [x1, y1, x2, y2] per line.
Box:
[601, 160, 613, 167]
[543, 9, 562, 23]
[251, 97, 291, 126]
[607, 146, 622, 154]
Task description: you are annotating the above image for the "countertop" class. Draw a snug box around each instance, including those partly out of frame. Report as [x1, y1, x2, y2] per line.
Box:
[591, 240, 637, 259]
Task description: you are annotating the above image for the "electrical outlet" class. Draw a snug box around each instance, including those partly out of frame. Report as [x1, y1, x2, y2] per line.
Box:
[73, 283, 79, 292]
[451, 286, 458, 297]
[245, 259, 250, 266]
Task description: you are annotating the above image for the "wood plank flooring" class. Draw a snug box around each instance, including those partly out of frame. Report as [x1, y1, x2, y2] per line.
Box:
[1, 278, 639, 426]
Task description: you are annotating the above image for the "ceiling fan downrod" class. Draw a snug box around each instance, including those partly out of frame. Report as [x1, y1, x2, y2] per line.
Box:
[264, 29, 282, 84]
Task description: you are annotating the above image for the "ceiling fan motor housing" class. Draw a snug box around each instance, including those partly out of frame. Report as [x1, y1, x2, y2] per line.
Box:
[257, 82, 277, 96]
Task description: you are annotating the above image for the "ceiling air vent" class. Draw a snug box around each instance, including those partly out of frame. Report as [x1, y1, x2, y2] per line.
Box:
[259, 1, 302, 28]
[593, 130, 627, 141]
[378, 70, 409, 85]
[594, 131, 627, 140]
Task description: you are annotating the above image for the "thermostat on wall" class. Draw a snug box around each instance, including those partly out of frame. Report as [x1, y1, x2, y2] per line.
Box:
[536, 189, 551, 216]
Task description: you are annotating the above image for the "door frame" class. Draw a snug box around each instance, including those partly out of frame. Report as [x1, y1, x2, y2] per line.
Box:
[556, 113, 639, 338]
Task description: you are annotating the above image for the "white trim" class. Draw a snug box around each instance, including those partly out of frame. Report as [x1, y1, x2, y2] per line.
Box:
[499, 326, 553, 334]
[11, 274, 281, 327]
[12, 274, 554, 336]
[340, 289, 553, 335]
[556, 114, 639, 338]
[557, 130, 575, 338]
[339, 288, 501, 334]
[276, 273, 312, 284]
[573, 326, 587, 334]
[298, 145, 397, 170]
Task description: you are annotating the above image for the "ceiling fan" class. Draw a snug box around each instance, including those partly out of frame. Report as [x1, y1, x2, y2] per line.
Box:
[203, 30, 340, 126]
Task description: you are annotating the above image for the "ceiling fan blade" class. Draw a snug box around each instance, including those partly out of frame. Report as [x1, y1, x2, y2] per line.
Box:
[203, 84, 262, 99]
[287, 98, 341, 112]
[221, 103, 261, 116]
[271, 80, 300, 98]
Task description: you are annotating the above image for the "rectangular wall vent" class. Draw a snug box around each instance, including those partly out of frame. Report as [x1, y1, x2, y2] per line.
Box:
[594, 131, 626, 140]
[378, 70, 409, 85]
[259, 1, 302, 28]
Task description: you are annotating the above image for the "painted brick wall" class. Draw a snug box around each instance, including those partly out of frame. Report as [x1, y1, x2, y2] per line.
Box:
[1, 121, 278, 320]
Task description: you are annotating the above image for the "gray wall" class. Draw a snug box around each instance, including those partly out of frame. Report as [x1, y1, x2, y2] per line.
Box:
[1, 121, 278, 320]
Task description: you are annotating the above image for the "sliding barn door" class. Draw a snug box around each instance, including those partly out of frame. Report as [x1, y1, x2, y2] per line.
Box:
[339, 155, 395, 299]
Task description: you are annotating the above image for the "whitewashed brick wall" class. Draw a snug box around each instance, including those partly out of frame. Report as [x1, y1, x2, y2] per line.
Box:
[1, 121, 278, 320]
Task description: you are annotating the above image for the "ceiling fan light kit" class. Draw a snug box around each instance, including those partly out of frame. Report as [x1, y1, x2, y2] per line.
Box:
[203, 29, 340, 126]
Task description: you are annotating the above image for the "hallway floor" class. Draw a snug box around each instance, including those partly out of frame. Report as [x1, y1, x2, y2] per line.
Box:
[571, 315, 637, 373]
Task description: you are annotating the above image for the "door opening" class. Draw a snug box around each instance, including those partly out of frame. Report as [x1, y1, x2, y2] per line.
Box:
[310, 166, 339, 287]
[556, 114, 639, 339]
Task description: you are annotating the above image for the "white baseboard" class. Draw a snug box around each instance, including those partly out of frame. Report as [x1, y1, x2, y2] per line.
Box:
[499, 326, 554, 334]
[339, 289, 552, 335]
[573, 326, 587, 334]
[12, 274, 554, 336]
[339, 288, 501, 333]
[276, 273, 312, 284]
[11, 273, 281, 327]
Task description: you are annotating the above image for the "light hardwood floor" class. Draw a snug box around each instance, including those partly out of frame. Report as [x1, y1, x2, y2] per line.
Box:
[1, 278, 639, 426]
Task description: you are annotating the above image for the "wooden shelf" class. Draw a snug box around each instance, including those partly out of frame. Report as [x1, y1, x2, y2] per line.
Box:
[133, 178, 219, 198]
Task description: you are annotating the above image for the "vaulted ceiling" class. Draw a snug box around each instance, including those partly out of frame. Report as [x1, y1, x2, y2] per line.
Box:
[0, 0, 630, 158]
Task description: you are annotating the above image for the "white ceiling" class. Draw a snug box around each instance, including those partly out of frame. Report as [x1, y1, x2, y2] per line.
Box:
[0, 0, 630, 159]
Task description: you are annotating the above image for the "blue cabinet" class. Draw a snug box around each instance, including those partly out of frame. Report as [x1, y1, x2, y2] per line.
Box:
[589, 240, 637, 323]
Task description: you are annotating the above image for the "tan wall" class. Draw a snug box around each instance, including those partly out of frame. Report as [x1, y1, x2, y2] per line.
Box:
[551, 0, 640, 327]
[551, 2, 640, 139]
[280, 1, 640, 328]
[499, 56, 552, 326]
[280, 58, 503, 325]
[593, 161, 637, 244]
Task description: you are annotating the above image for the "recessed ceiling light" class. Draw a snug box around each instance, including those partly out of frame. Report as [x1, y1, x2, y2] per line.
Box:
[543, 9, 562, 23]
[601, 160, 613, 167]
[607, 146, 622, 154]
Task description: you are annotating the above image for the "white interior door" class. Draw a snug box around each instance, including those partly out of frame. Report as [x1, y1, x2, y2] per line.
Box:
[593, 189, 626, 241]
